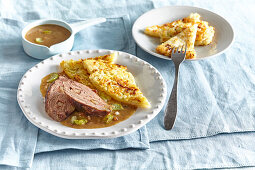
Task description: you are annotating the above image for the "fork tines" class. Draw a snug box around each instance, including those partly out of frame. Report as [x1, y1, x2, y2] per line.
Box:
[171, 45, 187, 54]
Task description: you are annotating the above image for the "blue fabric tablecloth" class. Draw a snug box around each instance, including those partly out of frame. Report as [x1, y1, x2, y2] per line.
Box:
[0, 0, 255, 169]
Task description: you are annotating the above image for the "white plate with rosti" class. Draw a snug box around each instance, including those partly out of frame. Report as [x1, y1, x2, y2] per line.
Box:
[132, 6, 234, 60]
[17, 49, 167, 139]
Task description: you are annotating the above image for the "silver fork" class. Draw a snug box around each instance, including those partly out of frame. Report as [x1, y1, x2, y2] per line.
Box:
[164, 45, 186, 130]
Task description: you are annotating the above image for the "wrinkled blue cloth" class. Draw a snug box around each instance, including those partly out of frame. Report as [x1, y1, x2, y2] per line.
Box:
[0, 0, 255, 169]
[30, 132, 255, 170]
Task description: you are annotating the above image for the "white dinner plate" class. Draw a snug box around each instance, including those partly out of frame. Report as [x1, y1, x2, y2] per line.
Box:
[17, 50, 167, 139]
[132, 6, 234, 60]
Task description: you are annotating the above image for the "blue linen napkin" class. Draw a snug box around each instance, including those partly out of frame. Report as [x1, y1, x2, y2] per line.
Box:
[35, 128, 149, 153]
[1, 0, 255, 169]
[30, 132, 255, 170]
[0, 19, 39, 168]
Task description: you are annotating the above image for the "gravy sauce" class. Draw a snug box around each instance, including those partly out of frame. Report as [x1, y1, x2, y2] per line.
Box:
[25, 24, 71, 47]
[40, 73, 137, 129]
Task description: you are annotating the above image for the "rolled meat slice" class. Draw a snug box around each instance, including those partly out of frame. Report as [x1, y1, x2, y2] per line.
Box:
[63, 78, 111, 117]
[45, 76, 75, 121]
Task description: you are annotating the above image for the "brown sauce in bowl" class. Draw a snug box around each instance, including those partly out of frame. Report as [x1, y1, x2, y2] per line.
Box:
[25, 24, 71, 47]
[40, 73, 137, 129]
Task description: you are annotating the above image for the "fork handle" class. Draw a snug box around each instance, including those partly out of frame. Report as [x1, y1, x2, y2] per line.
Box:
[164, 65, 180, 130]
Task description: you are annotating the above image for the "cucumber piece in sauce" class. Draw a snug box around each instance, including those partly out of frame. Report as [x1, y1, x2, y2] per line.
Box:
[73, 119, 88, 125]
[103, 114, 114, 124]
[42, 30, 52, 34]
[47, 73, 59, 83]
[112, 103, 124, 111]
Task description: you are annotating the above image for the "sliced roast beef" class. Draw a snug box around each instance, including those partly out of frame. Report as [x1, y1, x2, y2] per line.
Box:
[45, 76, 75, 121]
[63, 78, 111, 117]
[45, 76, 111, 121]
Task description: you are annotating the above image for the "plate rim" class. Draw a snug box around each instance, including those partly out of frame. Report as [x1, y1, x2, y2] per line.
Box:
[132, 5, 235, 61]
[17, 49, 167, 139]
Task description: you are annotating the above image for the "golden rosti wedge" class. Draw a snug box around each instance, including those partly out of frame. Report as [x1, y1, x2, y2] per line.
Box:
[144, 13, 199, 38]
[156, 24, 198, 59]
[182, 13, 201, 24]
[87, 52, 117, 64]
[159, 21, 192, 42]
[60, 53, 118, 89]
[144, 13, 215, 46]
[195, 21, 215, 46]
[60, 59, 94, 88]
[83, 58, 150, 108]
[144, 25, 164, 37]
[181, 13, 215, 46]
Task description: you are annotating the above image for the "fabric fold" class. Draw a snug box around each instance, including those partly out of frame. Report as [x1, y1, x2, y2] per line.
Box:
[35, 127, 149, 154]
[30, 132, 255, 170]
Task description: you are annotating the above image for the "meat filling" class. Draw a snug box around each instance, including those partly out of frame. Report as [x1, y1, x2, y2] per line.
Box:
[45, 76, 111, 121]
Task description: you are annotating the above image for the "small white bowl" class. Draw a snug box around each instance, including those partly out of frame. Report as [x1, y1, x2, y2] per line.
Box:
[22, 18, 106, 59]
